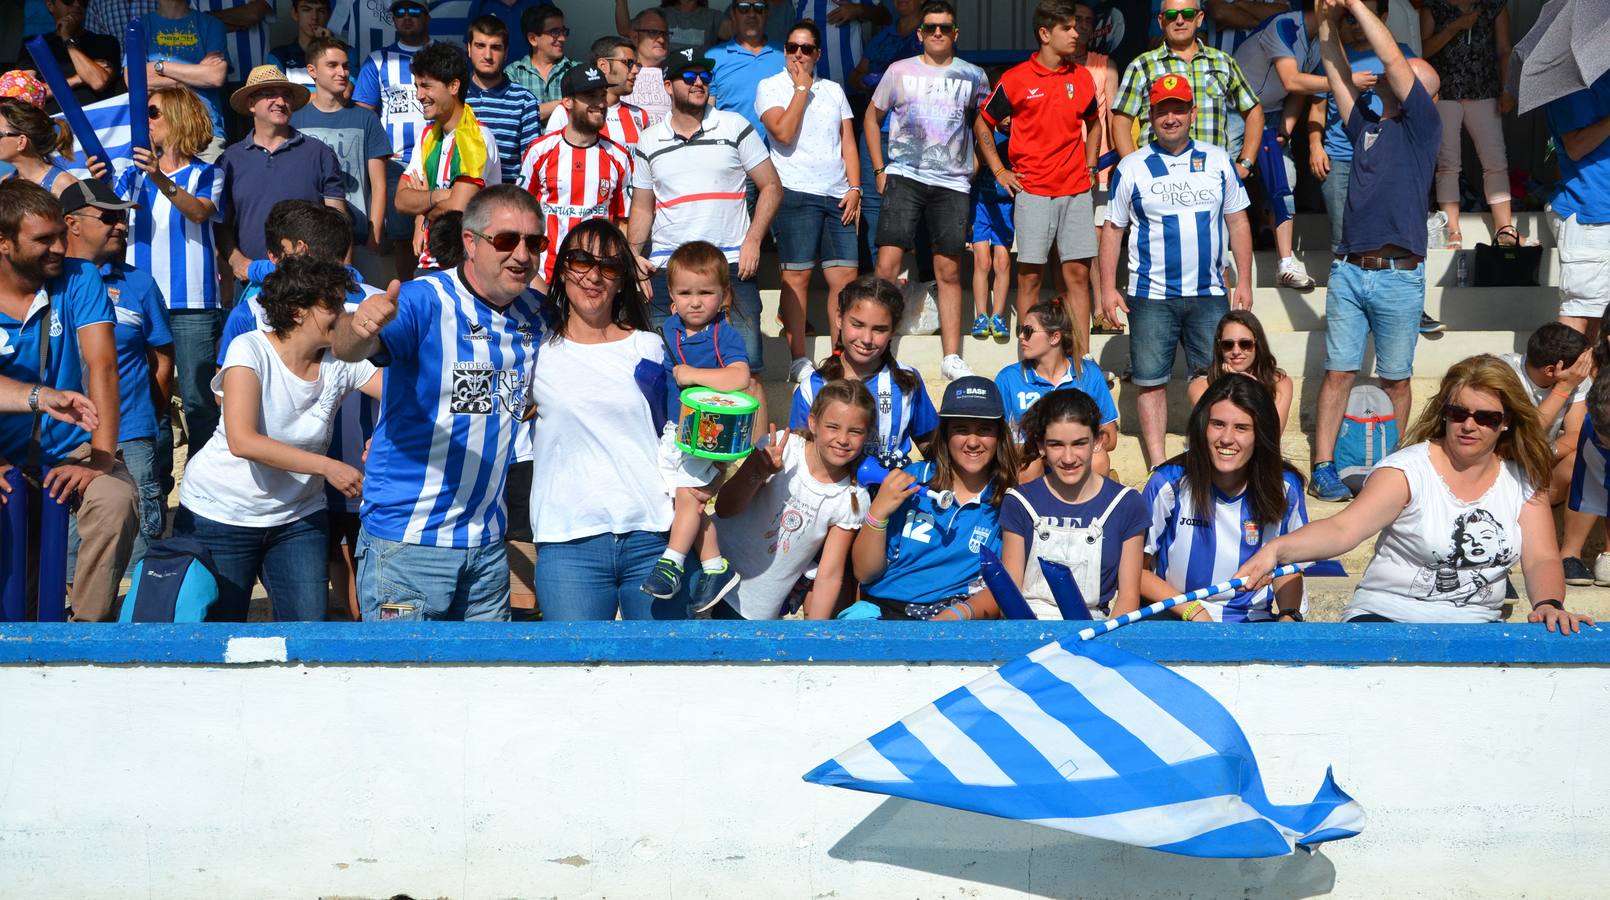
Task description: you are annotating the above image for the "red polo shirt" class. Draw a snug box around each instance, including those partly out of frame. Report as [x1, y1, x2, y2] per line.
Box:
[980, 55, 1100, 197]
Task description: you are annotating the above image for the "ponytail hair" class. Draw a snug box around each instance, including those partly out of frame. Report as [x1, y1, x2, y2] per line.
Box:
[815, 275, 919, 395]
[0, 97, 72, 160]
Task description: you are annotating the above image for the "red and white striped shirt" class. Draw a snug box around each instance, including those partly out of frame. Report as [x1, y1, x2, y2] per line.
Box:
[518, 131, 633, 281]
[545, 100, 651, 155]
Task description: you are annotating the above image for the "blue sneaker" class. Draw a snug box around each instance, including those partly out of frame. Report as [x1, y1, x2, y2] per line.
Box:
[640, 559, 685, 599]
[971, 313, 990, 338]
[1308, 462, 1352, 502]
[988, 314, 1009, 340]
[693, 564, 742, 615]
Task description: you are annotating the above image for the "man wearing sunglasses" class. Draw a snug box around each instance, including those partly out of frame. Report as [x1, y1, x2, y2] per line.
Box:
[61, 179, 171, 587]
[629, 48, 781, 384]
[542, 36, 651, 156]
[332, 185, 544, 621]
[706, 0, 785, 138]
[353, 0, 430, 279]
[864, 0, 990, 381]
[505, 3, 577, 127]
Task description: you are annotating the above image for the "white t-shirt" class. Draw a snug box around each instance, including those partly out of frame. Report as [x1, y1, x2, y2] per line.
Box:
[754, 72, 854, 199]
[714, 435, 868, 619]
[1345, 442, 1534, 623]
[179, 330, 377, 528]
[527, 330, 675, 543]
[1501, 351, 1588, 442]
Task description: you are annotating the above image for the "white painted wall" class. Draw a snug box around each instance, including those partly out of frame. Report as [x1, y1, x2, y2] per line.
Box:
[2, 662, 1607, 899]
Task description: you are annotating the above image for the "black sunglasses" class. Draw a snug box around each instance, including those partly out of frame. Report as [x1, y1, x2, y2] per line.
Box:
[1218, 338, 1256, 352]
[734, 1, 767, 11]
[76, 209, 126, 226]
[785, 41, 818, 54]
[1018, 325, 1041, 338]
[679, 70, 713, 85]
[147, 104, 162, 120]
[472, 229, 548, 254]
[392, 6, 426, 18]
[1442, 404, 1505, 429]
[918, 22, 956, 34]
[635, 27, 670, 39]
[562, 248, 628, 279]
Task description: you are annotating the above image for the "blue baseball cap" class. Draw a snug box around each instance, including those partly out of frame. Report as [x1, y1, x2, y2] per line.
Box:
[939, 376, 1005, 419]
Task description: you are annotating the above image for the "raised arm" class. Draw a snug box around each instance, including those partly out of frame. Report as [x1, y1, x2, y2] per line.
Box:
[1316, 0, 1361, 124]
[1343, 0, 1414, 105]
[1234, 464, 1411, 588]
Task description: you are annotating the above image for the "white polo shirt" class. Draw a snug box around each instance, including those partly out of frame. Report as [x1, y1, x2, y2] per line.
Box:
[631, 108, 770, 266]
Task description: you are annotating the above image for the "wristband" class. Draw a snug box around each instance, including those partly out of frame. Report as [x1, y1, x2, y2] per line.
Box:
[992, 167, 1006, 177]
[1531, 599, 1564, 612]
[952, 598, 974, 620]
[864, 513, 889, 531]
[1551, 388, 1573, 400]
[451, 175, 486, 188]
[872, 166, 884, 174]
[845, 186, 861, 193]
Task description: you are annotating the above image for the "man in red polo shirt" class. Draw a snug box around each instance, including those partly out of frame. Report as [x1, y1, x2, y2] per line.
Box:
[974, 0, 1103, 343]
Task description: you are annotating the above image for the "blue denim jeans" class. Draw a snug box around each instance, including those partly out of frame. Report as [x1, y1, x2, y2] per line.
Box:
[354, 527, 511, 621]
[858, 131, 884, 267]
[648, 263, 765, 373]
[1321, 157, 1352, 252]
[66, 438, 162, 580]
[1324, 260, 1425, 380]
[167, 308, 222, 465]
[173, 506, 330, 621]
[1126, 294, 1230, 386]
[535, 530, 680, 620]
[773, 188, 859, 270]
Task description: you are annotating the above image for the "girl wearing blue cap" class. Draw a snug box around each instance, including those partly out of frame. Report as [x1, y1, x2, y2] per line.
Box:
[850, 376, 1019, 620]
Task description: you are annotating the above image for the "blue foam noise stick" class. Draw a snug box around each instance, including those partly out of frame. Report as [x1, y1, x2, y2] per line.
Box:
[978, 546, 1038, 620]
[25, 37, 111, 181]
[1038, 559, 1092, 621]
[126, 18, 150, 152]
[35, 479, 69, 622]
[1077, 563, 1308, 641]
[0, 468, 27, 622]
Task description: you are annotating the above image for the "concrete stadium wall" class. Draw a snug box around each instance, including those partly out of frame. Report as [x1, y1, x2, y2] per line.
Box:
[1, 622, 1607, 899]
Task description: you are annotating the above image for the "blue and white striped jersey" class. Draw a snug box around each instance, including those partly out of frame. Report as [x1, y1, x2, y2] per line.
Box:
[198, 0, 274, 80]
[116, 163, 226, 311]
[1569, 415, 1610, 517]
[788, 362, 938, 464]
[360, 268, 543, 548]
[793, 0, 884, 87]
[1143, 464, 1309, 622]
[352, 42, 427, 160]
[328, 0, 394, 66]
[1107, 140, 1249, 301]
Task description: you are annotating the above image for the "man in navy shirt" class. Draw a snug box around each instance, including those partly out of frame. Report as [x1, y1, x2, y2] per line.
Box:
[1306, 0, 1440, 502]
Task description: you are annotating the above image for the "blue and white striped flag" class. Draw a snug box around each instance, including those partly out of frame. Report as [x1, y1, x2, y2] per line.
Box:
[55, 92, 133, 177]
[806, 638, 1365, 858]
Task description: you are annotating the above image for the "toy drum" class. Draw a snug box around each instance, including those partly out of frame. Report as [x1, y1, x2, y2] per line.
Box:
[675, 389, 758, 461]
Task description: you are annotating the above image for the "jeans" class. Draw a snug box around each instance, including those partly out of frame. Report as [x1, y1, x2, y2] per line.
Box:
[648, 263, 765, 373]
[772, 188, 858, 270]
[535, 530, 679, 620]
[1323, 260, 1425, 379]
[354, 527, 511, 621]
[167, 308, 222, 470]
[1320, 157, 1352, 252]
[1126, 294, 1230, 386]
[65, 438, 161, 581]
[174, 506, 329, 621]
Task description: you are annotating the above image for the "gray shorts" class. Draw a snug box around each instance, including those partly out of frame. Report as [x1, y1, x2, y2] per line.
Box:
[1013, 190, 1098, 264]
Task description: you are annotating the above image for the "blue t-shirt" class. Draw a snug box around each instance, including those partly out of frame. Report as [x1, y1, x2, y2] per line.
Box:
[137, 11, 230, 136]
[1547, 70, 1610, 224]
[1314, 43, 1416, 164]
[105, 263, 173, 443]
[1337, 79, 1440, 257]
[994, 358, 1119, 438]
[707, 41, 787, 138]
[0, 260, 113, 466]
[662, 310, 750, 414]
[789, 362, 938, 466]
[999, 476, 1149, 611]
[861, 462, 1002, 606]
[290, 103, 393, 239]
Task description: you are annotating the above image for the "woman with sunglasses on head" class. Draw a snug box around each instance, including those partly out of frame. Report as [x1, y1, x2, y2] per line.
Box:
[528, 218, 684, 621]
[757, 20, 861, 381]
[994, 300, 1117, 476]
[1187, 310, 1292, 433]
[1236, 355, 1596, 632]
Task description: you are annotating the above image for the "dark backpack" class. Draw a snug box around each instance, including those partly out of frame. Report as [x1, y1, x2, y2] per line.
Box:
[119, 536, 222, 623]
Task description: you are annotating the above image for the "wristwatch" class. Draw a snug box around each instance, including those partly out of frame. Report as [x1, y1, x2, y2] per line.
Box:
[794, 83, 809, 93]
[160, 178, 179, 198]
[154, 59, 165, 76]
[27, 384, 42, 412]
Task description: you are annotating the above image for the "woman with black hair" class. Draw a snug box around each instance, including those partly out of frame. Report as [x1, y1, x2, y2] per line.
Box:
[528, 219, 682, 620]
[1186, 310, 1292, 433]
[1140, 374, 1310, 622]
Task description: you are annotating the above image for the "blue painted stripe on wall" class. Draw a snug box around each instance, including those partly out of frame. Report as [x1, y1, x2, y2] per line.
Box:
[0, 622, 1608, 665]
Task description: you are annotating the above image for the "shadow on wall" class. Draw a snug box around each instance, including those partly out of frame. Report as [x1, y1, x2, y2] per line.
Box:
[827, 796, 1339, 900]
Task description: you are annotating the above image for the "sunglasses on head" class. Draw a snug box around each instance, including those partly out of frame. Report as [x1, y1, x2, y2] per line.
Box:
[785, 41, 818, 54]
[1442, 404, 1505, 429]
[1219, 338, 1255, 352]
[1161, 7, 1200, 20]
[471, 229, 548, 254]
[919, 22, 957, 34]
[679, 69, 712, 85]
[562, 248, 627, 279]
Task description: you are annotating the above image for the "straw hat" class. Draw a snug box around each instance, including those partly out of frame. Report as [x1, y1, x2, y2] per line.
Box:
[229, 65, 311, 116]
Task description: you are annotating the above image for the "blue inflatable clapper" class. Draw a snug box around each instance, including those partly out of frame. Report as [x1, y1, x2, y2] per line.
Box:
[35, 484, 70, 622]
[979, 546, 1037, 620]
[1038, 558, 1092, 621]
[0, 468, 27, 622]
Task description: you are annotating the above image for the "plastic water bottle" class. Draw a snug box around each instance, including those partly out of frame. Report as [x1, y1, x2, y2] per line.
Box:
[1456, 251, 1470, 288]
[1427, 211, 1448, 249]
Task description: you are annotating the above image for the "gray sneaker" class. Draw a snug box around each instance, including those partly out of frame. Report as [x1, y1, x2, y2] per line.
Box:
[1594, 553, 1610, 587]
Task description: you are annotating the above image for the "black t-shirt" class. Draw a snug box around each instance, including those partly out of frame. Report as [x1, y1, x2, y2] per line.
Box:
[34, 30, 125, 108]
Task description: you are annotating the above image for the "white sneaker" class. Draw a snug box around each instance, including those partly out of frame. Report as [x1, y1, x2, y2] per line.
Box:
[1277, 256, 1316, 291]
[788, 356, 815, 384]
[940, 354, 974, 381]
[1593, 553, 1610, 587]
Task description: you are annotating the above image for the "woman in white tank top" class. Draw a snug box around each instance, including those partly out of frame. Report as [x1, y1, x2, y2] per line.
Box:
[1235, 355, 1595, 631]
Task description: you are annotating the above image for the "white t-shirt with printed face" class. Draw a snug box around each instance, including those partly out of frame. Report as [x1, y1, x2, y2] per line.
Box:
[714, 435, 868, 619]
[754, 72, 854, 199]
[179, 330, 377, 528]
[1501, 351, 1588, 442]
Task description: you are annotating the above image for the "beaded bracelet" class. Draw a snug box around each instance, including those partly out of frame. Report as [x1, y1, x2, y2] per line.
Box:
[864, 514, 889, 531]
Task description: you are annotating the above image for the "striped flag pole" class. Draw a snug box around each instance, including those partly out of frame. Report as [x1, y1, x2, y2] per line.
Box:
[1077, 563, 1307, 641]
